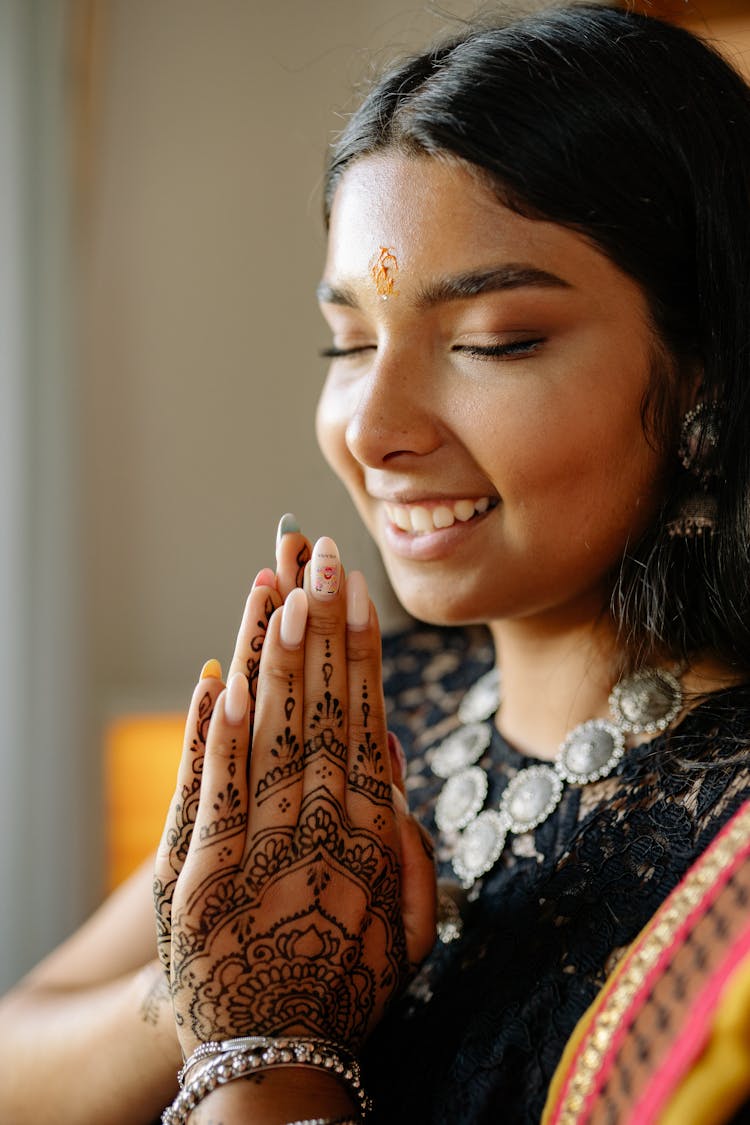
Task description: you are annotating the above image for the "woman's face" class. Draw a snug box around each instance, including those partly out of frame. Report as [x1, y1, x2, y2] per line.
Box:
[316, 153, 671, 629]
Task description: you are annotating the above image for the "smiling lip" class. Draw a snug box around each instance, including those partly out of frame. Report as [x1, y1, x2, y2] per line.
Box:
[378, 496, 498, 560]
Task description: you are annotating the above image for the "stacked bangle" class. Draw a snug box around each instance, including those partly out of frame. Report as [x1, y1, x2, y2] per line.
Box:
[285, 1119, 362, 1125]
[163, 1036, 370, 1125]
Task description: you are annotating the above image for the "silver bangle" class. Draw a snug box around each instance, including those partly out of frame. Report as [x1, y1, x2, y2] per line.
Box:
[285, 1119, 363, 1125]
[163, 1038, 371, 1125]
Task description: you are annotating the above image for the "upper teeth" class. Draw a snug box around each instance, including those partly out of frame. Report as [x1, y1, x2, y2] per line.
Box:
[384, 497, 491, 533]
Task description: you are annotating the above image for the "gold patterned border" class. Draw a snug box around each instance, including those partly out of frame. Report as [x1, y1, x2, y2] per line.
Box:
[546, 800, 750, 1125]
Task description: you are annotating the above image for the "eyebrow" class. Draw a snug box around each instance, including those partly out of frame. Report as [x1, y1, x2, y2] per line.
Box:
[316, 263, 572, 308]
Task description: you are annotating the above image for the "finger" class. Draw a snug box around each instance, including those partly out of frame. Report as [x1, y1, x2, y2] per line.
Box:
[301, 537, 349, 804]
[180, 673, 252, 899]
[248, 588, 308, 831]
[226, 580, 283, 701]
[153, 661, 223, 971]
[396, 793, 438, 968]
[275, 512, 311, 600]
[344, 571, 396, 831]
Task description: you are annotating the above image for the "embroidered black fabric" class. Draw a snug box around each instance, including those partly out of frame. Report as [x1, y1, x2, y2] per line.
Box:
[362, 622, 750, 1125]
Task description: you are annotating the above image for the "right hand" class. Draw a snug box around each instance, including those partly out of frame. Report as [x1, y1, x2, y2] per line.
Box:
[155, 538, 437, 1057]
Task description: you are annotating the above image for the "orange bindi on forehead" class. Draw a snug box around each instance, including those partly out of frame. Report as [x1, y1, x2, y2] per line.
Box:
[370, 246, 399, 298]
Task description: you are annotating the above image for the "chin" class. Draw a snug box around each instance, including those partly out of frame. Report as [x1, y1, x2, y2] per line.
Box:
[387, 578, 492, 630]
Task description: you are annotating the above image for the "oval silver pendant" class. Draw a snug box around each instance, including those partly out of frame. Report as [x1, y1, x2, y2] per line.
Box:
[457, 668, 502, 724]
[435, 766, 489, 833]
[430, 722, 493, 778]
[556, 719, 625, 784]
[500, 765, 563, 834]
[609, 667, 683, 734]
[452, 810, 509, 888]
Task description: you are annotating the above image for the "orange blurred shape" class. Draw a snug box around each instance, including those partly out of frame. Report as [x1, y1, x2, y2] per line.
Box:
[105, 714, 184, 890]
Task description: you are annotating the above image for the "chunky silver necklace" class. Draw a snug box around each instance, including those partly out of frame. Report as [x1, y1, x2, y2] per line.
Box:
[431, 665, 683, 889]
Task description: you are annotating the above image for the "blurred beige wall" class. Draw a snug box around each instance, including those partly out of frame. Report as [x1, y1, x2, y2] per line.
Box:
[80, 0, 495, 722]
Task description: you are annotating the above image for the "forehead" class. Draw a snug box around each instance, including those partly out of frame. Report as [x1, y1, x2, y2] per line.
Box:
[323, 152, 637, 307]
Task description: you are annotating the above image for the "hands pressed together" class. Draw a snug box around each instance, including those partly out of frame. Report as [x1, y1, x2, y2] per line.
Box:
[153, 518, 436, 1119]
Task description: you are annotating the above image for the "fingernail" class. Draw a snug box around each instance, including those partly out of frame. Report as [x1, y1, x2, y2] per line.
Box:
[346, 570, 370, 629]
[252, 567, 276, 590]
[310, 536, 340, 599]
[392, 783, 409, 814]
[280, 587, 308, 649]
[200, 658, 223, 681]
[388, 730, 408, 782]
[276, 512, 300, 552]
[224, 672, 249, 724]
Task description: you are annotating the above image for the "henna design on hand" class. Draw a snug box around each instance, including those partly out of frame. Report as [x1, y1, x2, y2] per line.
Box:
[154, 690, 212, 972]
[254, 725, 303, 803]
[171, 790, 408, 1047]
[139, 965, 171, 1025]
[246, 594, 277, 702]
[348, 680, 390, 807]
[295, 542, 310, 589]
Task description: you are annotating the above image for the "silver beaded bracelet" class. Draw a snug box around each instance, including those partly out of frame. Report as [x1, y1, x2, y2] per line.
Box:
[163, 1037, 371, 1125]
[285, 1118, 362, 1125]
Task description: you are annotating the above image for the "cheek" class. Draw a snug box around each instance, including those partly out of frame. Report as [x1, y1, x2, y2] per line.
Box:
[315, 379, 360, 487]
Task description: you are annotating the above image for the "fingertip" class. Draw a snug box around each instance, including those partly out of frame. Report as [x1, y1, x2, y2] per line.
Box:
[346, 570, 371, 630]
[275, 511, 301, 553]
[280, 586, 309, 649]
[252, 567, 277, 590]
[200, 658, 223, 681]
[224, 672, 249, 725]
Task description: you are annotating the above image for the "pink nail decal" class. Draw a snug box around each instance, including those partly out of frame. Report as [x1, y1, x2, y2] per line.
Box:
[311, 536, 340, 598]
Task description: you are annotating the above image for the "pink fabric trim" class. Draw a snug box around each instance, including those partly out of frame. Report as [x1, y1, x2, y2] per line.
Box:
[547, 800, 750, 1125]
[632, 919, 750, 1124]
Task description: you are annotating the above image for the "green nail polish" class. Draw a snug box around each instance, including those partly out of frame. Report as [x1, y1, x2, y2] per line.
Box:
[276, 512, 301, 550]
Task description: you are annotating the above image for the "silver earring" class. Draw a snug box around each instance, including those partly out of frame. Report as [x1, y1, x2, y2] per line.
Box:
[677, 401, 721, 485]
[667, 402, 721, 539]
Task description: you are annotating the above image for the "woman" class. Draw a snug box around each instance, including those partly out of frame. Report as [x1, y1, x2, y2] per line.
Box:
[4, 4, 750, 1123]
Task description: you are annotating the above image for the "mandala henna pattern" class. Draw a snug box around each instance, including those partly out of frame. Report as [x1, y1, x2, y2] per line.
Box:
[171, 790, 408, 1047]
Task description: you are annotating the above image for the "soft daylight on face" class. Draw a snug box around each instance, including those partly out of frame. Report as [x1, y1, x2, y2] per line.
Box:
[316, 152, 671, 630]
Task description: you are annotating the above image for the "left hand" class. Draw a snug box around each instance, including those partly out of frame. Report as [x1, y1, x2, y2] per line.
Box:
[156, 540, 437, 1058]
[153, 522, 311, 983]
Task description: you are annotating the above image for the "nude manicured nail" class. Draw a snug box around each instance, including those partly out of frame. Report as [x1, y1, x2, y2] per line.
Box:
[252, 567, 276, 590]
[200, 658, 223, 681]
[224, 672, 249, 724]
[346, 570, 370, 629]
[310, 536, 340, 599]
[276, 512, 300, 553]
[280, 587, 308, 649]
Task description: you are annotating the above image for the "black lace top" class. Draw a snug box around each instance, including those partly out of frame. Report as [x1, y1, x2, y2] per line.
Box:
[363, 622, 750, 1125]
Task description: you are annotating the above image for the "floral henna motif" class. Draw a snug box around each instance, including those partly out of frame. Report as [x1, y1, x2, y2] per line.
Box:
[254, 726, 303, 804]
[170, 791, 409, 1047]
[349, 681, 390, 807]
[188, 906, 375, 1043]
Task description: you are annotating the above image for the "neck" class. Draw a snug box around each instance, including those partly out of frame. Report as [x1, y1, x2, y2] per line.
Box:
[488, 613, 623, 761]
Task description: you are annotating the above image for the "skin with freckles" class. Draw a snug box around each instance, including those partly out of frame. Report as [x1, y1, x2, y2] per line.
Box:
[316, 152, 672, 637]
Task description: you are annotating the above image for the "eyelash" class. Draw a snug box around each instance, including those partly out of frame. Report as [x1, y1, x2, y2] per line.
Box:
[453, 339, 544, 359]
[320, 339, 544, 360]
[319, 345, 374, 359]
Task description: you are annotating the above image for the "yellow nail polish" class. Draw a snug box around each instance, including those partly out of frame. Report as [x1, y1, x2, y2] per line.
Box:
[200, 658, 223, 681]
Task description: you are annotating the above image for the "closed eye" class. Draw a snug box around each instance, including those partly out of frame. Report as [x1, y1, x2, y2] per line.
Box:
[452, 339, 545, 359]
[319, 344, 376, 359]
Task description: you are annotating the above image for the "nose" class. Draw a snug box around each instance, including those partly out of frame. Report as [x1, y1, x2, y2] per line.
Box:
[344, 344, 443, 468]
